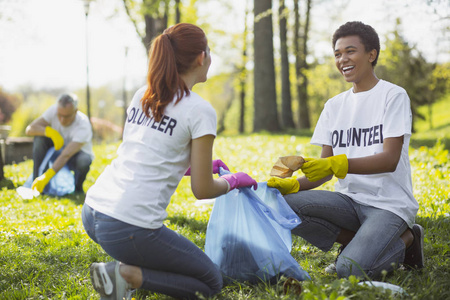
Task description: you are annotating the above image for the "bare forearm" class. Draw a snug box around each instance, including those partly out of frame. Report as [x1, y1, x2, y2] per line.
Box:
[348, 136, 403, 174]
[348, 152, 398, 174]
[192, 177, 229, 199]
[25, 124, 46, 136]
[298, 175, 331, 190]
[190, 135, 229, 199]
[25, 117, 48, 136]
[51, 154, 71, 173]
[51, 142, 84, 173]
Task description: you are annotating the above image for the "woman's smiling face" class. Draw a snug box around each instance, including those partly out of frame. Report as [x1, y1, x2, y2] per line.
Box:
[334, 35, 376, 86]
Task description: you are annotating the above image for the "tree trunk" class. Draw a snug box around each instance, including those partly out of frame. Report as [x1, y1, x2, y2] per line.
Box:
[144, 13, 168, 53]
[279, 0, 295, 129]
[123, 0, 169, 54]
[293, 0, 301, 126]
[175, 0, 181, 23]
[0, 144, 4, 181]
[217, 86, 235, 135]
[295, 0, 311, 129]
[300, 0, 312, 128]
[239, 2, 250, 133]
[253, 0, 280, 132]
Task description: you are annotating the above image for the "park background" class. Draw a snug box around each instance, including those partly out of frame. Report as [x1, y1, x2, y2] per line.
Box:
[0, 0, 448, 142]
[0, 0, 449, 299]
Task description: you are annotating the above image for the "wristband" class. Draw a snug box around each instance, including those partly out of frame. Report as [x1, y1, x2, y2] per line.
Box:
[220, 177, 231, 193]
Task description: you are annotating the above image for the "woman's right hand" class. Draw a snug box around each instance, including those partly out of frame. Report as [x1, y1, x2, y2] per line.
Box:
[267, 176, 300, 195]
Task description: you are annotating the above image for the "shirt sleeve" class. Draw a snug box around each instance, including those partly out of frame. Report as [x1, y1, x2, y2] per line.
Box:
[189, 101, 217, 139]
[42, 105, 57, 124]
[71, 117, 93, 144]
[311, 101, 332, 147]
[383, 91, 412, 139]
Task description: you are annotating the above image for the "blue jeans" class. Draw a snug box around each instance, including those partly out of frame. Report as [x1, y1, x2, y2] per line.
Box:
[33, 136, 92, 192]
[82, 204, 223, 299]
[284, 190, 408, 279]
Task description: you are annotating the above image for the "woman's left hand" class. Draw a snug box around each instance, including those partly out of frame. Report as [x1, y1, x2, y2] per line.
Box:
[185, 159, 229, 176]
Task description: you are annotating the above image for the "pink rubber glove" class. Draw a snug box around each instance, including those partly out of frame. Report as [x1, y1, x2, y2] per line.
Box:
[221, 172, 258, 191]
[212, 159, 230, 174]
[184, 159, 230, 176]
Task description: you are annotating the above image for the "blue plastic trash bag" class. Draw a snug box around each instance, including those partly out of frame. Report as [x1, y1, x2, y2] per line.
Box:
[205, 169, 310, 285]
[23, 147, 75, 196]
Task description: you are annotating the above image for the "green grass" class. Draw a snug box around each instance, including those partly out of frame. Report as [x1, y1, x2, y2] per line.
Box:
[411, 95, 450, 149]
[1, 134, 449, 299]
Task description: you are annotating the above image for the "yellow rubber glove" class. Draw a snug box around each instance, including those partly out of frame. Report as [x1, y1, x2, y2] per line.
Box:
[301, 154, 348, 182]
[267, 177, 300, 195]
[45, 126, 64, 150]
[31, 168, 56, 193]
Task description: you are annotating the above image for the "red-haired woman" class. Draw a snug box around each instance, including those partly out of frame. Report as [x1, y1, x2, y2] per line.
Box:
[82, 23, 257, 300]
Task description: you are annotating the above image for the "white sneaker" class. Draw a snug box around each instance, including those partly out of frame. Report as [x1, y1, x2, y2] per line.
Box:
[90, 261, 132, 300]
[325, 244, 346, 275]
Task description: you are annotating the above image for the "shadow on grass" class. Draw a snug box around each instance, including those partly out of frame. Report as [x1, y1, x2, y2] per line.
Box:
[0, 178, 15, 189]
[399, 215, 450, 297]
[58, 192, 86, 206]
[410, 137, 450, 150]
[166, 214, 208, 232]
[416, 214, 450, 257]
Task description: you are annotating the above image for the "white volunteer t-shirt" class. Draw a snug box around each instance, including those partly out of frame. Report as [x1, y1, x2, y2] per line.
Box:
[85, 87, 217, 229]
[42, 104, 94, 159]
[311, 80, 418, 227]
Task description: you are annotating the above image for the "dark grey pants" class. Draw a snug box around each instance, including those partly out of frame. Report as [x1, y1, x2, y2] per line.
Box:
[32, 136, 92, 192]
[285, 190, 408, 279]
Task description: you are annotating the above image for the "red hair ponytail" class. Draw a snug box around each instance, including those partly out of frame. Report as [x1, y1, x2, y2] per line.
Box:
[141, 23, 207, 122]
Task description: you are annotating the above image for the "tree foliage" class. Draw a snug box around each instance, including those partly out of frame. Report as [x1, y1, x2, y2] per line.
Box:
[306, 59, 350, 126]
[123, 0, 192, 53]
[193, 73, 236, 134]
[306, 21, 449, 133]
[376, 21, 448, 132]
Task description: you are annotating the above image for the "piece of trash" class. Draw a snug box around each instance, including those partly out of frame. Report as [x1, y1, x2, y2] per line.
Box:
[16, 186, 40, 199]
[358, 281, 406, 294]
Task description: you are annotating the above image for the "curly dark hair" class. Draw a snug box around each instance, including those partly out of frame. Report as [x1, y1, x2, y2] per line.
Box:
[332, 21, 380, 67]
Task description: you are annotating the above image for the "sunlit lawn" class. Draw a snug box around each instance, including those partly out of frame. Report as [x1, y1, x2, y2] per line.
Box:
[412, 96, 450, 149]
[1, 133, 449, 299]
